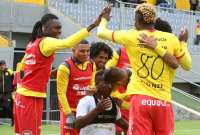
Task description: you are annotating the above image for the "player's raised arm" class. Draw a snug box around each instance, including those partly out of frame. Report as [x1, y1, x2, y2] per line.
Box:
[40, 7, 111, 57]
[97, 4, 129, 46]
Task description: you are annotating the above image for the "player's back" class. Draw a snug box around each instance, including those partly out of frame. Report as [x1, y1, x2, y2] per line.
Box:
[123, 29, 180, 101]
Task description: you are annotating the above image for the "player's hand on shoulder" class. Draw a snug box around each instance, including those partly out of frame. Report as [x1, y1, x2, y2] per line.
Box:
[138, 33, 157, 50]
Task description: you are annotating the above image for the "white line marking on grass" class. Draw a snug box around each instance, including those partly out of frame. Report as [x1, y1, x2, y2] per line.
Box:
[172, 101, 200, 116]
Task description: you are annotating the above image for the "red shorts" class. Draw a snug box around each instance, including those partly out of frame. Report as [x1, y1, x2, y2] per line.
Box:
[13, 102, 19, 133]
[14, 93, 43, 135]
[60, 110, 78, 135]
[128, 95, 174, 135]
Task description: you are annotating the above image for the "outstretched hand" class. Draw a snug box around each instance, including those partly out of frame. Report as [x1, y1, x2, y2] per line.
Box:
[179, 27, 188, 42]
[92, 3, 113, 26]
[87, 3, 113, 32]
[101, 3, 112, 21]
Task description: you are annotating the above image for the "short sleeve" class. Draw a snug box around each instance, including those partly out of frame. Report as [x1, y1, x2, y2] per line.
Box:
[76, 96, 92, 118]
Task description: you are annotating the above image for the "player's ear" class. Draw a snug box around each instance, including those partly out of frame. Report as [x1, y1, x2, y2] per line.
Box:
[72, 47, 75, 53]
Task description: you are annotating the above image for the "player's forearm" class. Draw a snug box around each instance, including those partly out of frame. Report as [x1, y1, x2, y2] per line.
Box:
[16, 62, 25, 72]
[90, 64, 96, 89]
[178, 53, 192, 71]
[41, 28, 89, 56]
[57, 81, 72, 114]
[154, 45, 179, 69]
[57, 67, 71, 115]
[16, 56, 26, 72]
[116, 118, 128, 132]
[162, 53, 179, 69]
[97, 18, 113, 41]
[57, 94, 71, 115]
[75, 108, 100, 129]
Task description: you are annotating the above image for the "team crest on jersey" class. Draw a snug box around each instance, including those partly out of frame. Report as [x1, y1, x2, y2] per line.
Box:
[72, 84, 90, 91]
[26, 42, 36, 50]
[22, 130, 32, 135]
[72, 84, 80, 91]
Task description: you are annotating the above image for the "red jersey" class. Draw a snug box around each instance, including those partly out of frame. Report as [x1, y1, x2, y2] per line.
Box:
[116, 47, 130, 69]
[20, 38, 54, 93]
[66, 58, 93, 109]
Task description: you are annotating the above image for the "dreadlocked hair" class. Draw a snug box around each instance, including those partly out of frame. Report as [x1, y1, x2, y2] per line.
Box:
[135, 3, 156, 24]
[30, 13, 58, 42]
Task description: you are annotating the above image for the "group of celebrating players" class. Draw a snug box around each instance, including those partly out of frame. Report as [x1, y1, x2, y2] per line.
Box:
[12, 3, 191, 135]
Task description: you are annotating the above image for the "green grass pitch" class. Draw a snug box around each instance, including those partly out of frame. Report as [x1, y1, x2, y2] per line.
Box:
[0, 120, 200, 135]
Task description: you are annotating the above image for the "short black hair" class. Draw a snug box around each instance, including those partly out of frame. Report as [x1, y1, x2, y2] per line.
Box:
[79, 39, 89, 45]
[90, 42, 113, 60]
[95, 69, 104, 83]
[95, 67, 124, 84]
[0, 60, 6, 65]
[154, 18, 172, 33]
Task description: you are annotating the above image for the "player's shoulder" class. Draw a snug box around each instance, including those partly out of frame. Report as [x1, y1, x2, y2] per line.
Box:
[127, 29, 138, 34]
[120, 29, 137, 35]
[58, 62, 69, 71]
[79, 96, 94, 104]
[156, 30, 177, 39]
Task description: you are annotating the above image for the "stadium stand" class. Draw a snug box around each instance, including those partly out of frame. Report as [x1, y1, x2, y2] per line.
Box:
[48, 0, 200, 53]
[176, 0, 190, 10]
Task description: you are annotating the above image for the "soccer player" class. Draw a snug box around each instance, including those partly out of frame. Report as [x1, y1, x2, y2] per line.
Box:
[75, 68, 128, 135]
[90, 42, 130, 135]
[90, 42, 113, 71]
[106, 47, 131, 135]
[14, 10, 107, 135]
[97, 3, 192, 135]
[57, 40, 96, 135]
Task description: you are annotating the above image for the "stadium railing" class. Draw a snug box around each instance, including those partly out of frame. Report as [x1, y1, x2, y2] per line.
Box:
[48, 0, 200, 55]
